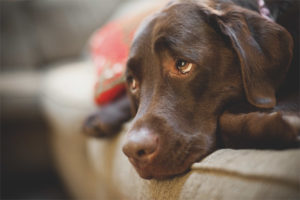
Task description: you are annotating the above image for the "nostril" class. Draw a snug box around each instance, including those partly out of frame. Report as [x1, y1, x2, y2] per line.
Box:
[122, 129, 159, 161]
[137, 149, 146, 157]
[123, 140, 158, 160]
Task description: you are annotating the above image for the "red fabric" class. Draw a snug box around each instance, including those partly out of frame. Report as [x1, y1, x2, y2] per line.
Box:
[91, 20, 134, 105]
[94, 82, 126, 104]
[90, 9, 155, 105]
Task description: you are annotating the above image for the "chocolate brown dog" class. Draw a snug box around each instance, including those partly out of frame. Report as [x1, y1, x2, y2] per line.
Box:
[84, 0, 299, 179]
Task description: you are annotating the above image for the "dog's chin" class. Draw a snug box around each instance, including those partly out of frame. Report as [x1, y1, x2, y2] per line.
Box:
[133, 164, 190, 180]
[129, 153, 205, 180]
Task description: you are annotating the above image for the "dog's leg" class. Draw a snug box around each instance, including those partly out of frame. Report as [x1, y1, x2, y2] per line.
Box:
[219, 110, 300, 149]
[83, 94, 132, 137]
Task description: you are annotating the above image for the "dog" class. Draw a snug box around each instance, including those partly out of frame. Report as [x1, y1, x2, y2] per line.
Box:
[84, 0, 299, 179]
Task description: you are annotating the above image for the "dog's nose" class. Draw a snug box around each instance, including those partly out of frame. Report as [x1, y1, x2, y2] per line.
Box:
[122, 128, 159, 161]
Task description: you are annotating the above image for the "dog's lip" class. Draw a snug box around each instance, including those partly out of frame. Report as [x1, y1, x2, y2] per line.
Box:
[128, 152, 204, 179]
[128, 158, 154, 179]
[130, 159, 190, 180]
[128, 158, 150, 172]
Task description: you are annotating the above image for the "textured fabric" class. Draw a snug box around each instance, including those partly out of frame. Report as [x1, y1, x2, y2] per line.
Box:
[91, 11, 152, 105]
[90, 21, 129, 105]
[41, 0, 300, 198]
[42, 61, 300, 200]
[88, 123, 300, 200]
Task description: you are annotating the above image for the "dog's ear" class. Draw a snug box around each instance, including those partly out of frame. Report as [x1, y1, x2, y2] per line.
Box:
[207, 5, 293, 108]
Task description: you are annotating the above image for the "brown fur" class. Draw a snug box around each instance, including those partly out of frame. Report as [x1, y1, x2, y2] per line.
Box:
[84, 0, 299, 179]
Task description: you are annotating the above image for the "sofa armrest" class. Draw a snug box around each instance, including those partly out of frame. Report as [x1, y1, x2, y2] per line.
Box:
[41, 60, 300, 200]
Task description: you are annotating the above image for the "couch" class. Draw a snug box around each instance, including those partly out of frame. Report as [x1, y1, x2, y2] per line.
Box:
[41, 59, 300, 200]
[40, 1, 300, 199]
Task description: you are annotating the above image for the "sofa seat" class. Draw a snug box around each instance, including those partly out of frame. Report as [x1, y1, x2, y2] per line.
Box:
[40, 60, 300, 200]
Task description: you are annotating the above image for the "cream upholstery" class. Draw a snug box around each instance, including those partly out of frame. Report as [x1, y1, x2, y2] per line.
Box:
[41, 61, 300, 200]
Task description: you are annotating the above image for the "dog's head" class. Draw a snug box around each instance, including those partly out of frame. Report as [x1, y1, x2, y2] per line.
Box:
[122, 0, 293, 179]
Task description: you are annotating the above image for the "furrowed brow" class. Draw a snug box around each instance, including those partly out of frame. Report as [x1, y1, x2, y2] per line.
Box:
[126, 57, 142, 78]
[153, 34, 200, 63]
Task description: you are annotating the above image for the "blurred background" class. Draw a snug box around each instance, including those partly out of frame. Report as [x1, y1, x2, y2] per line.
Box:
[0, 0, 131, 198]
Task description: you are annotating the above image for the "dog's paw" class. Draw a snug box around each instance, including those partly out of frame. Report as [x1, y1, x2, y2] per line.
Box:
[282, 114, 300, 147]
[263, 112, 300, 148]
[82, 112, 121, 138]
[282, 115, 300, 132]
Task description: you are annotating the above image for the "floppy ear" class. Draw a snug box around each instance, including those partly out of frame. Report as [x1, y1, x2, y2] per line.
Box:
[211, 5, 293, 108]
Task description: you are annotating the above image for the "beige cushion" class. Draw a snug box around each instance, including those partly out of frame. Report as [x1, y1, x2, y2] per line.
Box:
[41, 60, 300, 200]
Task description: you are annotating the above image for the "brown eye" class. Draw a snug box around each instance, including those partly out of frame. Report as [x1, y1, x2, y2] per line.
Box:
[175, 59, 193, 74]
[131, 79, 137, 90]
[127, 75, 138, 92]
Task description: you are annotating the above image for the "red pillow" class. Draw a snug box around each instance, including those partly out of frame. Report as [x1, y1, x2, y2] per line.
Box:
[90, 10, 154, 105]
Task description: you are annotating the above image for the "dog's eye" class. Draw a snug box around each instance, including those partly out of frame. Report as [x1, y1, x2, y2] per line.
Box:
[131, 79, 137, 90]
[127, 76, 138, 92]
[175, 59, 193, 74]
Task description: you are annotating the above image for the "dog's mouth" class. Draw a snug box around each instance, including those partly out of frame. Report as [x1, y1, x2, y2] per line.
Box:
[122, 114, 216, 179]
[128, 151, 205, 179]
[128, 158, 155, 179]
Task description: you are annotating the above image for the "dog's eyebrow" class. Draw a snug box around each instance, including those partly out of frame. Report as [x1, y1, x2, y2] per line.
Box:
[127, 58, 137, 71]
[127, 57, 142, 76]
[153, 35, 201, 63]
